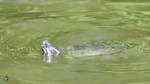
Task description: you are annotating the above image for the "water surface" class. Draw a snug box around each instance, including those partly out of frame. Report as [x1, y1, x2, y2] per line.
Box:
[0, 0, 150, 84]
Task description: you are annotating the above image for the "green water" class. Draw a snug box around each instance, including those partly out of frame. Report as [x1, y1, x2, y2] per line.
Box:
[0, 0, 150, 84]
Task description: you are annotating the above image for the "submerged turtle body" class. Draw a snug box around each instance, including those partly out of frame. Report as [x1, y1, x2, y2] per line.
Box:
[65, 42, 134, 57]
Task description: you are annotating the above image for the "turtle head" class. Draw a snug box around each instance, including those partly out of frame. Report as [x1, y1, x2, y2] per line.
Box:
[41, 40, 63, 63]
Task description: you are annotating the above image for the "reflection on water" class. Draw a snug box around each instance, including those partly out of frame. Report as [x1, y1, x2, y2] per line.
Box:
[0, 0, 46, 5]
[0, 0, 150, 84]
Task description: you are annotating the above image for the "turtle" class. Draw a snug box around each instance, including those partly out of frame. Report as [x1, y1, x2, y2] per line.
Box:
[41, 40, 136, 63]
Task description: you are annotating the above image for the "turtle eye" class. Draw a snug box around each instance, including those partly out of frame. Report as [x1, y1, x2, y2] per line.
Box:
[45, 44, 49, 48]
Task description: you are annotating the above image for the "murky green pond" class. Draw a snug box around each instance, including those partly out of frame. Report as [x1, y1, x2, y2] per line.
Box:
[0, 0, 150, 84]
